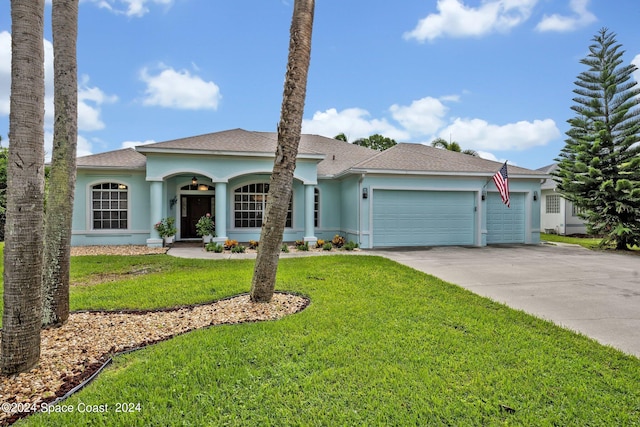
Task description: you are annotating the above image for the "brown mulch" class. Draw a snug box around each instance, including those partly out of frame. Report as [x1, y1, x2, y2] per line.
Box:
[0, 245, 309, 425]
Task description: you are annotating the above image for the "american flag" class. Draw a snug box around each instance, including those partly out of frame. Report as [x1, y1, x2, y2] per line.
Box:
[493, 161, 510, 208]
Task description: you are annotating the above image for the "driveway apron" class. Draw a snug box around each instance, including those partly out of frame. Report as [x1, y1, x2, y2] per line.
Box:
[373, 244, 640, 358]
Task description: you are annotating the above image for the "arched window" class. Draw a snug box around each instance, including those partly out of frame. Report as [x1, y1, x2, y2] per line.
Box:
[180, 184, 214, 191]
[234, 183, 292, 228]
[91, 182, 128, 230]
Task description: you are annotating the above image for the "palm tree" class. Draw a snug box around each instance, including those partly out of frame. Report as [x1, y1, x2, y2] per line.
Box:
[42, 0, 79, 327]
[2, 0, 46, 374]
[250, 0, 315, 303]
[431, 137, 478, 156]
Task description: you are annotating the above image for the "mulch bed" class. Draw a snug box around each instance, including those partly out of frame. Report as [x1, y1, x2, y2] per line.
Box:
[0, 246, 309, 425]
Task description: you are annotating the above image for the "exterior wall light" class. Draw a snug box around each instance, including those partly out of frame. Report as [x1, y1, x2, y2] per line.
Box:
[533, 191, 538, 201]
[362, 187, 368, 199]
[192, 176, 198, 186]
[481, 190, 486, 201]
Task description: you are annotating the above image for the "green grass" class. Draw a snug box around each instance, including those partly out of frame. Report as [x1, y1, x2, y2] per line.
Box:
[4, 253, 637, 426]
[541, 233, 640, 252]
[540, 233, 604, 249]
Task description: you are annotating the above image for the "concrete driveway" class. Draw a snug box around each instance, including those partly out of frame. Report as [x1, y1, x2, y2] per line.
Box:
[373, 244, 640, 358]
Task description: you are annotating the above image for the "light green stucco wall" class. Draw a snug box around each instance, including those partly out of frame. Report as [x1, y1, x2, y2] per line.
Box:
[72, 170, 150, 246]
[71, 156, 541, 248]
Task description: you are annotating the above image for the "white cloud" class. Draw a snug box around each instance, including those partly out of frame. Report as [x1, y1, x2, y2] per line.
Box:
[0, 33, 53, 120]
[76, 135, 94, 158]
[535, 0, 596, 32]
[0, 32, 11, 116]
[140, 66, 222, 110]
[438, 117, 561, 151]
[301, 107, 409, 142]
[121, 139, 156, 149]
[632, 54, 640, 85]
[78, 76, 118, 131]
[80, 0, 173, 17]
[404, 0, 537, 42]
[389, 96, 451, 136]
[303, 93, 561, 158]
[2, 33, 114, 135]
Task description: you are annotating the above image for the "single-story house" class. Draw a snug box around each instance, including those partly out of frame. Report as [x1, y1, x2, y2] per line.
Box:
[537, 163, 587, 235]
[73, 128, 547, 248]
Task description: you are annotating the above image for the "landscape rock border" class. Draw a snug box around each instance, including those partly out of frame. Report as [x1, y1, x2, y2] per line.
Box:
[0, 292, 309, 426]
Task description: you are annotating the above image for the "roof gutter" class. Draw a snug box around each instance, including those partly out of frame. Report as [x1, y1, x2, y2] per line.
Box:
[342, 168, 550, 180]
[135, 147, 325, 161]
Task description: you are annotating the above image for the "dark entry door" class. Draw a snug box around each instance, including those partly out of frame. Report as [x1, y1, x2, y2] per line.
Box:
[181, 195, 214, 238]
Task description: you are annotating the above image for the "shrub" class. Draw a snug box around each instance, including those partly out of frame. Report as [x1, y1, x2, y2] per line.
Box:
[154, 217, 177, 238]
[322, 242, 332, 251]
[281, 243, 290, 253]
[195, 214, 215, 237]
[295, 239, 304, 247]
[344, 240, 359, 251]
[296, 242, 309, 251]
[231, 245, 246, 254]
[224, 239, 238, 250]
[248, 240, 259, 249]
[332, 234, 345, 248]
[205, 242, 224, 253]
[316, 239, 325, 248]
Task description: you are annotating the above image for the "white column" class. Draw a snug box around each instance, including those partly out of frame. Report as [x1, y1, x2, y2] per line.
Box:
[213, 182, 228, 243]
[147, 180, 163, 247]
[303, 184, 317, 245]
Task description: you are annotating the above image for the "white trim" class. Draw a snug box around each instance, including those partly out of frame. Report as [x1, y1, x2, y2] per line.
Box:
[147, 168, 216, 182]
[85, 179, 131, 233]
[230, 181, 294, 230]
[176, 179, 215, 240]
[136, 146, 325, 161]
[342, 169, 548, 180]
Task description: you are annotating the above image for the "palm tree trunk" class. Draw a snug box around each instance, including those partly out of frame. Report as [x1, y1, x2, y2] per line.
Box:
[2, 0, 46, 374]
[250, 0, 315, 302]
[42, 0, 79, 327]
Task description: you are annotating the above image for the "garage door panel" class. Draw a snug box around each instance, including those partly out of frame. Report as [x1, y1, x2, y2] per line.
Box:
[373, 190, 475, 247]
[487, 193, 525, 244]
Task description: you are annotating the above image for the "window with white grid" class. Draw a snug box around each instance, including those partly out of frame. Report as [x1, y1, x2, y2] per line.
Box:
[234, 183, 292, 228]
[91, 182, 128, 229]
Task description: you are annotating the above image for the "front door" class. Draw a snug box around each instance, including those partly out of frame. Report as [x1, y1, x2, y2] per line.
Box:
[181, 195, 214, 238]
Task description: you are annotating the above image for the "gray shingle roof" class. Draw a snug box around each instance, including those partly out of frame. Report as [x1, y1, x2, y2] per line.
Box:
[352, 143, 547, 177]
[135, 129, 320, 156]
[76, 129, 546, 178]
[537, 163, 559, 189]
[256, 132, 378, 177]
[76, 148, 146, 169]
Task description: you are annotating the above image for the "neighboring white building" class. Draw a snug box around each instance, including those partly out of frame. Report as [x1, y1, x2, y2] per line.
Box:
[538, 164, 587, 235]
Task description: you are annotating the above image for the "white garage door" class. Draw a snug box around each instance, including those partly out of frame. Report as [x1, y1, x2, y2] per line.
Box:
[486, 192, 526, 244]
[372, 190, 475, 247]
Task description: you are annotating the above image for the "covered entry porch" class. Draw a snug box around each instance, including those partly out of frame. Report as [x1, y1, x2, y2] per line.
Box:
[146, 173, 318, 248]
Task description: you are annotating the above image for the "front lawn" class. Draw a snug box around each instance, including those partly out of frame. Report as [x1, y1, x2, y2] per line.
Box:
[4, 252, 637, 426]
[541, 233, 640, 252]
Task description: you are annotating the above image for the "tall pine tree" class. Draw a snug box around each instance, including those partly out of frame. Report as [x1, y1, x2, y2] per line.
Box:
[555, 28, 640, 250]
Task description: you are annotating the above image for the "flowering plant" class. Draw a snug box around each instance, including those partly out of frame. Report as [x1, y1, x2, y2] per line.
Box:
[196, 213, 215, 237]
[154, 217, 177, 238]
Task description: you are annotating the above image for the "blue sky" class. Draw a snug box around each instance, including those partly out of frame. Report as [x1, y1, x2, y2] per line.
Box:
[1, 0, 639, 170]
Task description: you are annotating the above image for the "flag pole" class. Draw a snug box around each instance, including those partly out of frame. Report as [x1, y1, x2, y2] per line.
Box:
[491, 161, 510, 208]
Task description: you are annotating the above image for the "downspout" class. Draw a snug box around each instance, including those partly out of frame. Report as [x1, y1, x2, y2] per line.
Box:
[358, 173, 365, 247]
